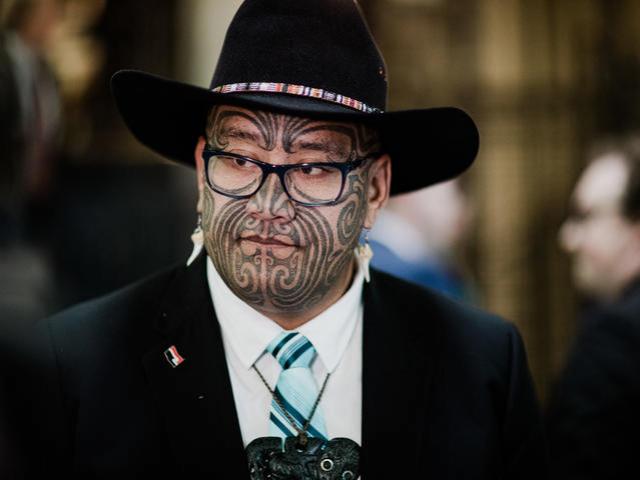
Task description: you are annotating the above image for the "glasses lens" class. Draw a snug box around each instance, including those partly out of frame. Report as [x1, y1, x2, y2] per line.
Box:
[208, 155, 262, 195]
[284, 164, 343, 204]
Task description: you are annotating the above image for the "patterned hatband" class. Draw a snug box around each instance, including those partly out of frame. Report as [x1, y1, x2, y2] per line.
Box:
[211, 82, 383, 114]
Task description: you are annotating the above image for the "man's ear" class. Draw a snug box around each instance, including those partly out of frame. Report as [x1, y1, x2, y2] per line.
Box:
[364, 154, 391, 229]
[194, 136, 207, 213]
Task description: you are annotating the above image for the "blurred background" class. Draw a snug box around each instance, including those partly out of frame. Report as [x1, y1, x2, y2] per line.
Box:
[2, 0, 640, 404]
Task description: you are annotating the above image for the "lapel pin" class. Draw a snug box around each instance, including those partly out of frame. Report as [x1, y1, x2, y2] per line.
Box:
[164, 345, 185, 368]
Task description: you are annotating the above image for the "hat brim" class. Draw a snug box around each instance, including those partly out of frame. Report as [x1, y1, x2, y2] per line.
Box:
[111, 70, 479, 196]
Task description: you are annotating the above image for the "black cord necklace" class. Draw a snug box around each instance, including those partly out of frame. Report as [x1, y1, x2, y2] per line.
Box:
[252, 364, 330, 448]
[246, 365, 361, 480]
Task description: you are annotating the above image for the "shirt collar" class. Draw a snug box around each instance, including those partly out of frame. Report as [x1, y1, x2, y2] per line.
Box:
[207, 255, 364, 372]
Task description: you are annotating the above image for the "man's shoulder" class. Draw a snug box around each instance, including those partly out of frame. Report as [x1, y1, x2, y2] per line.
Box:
[369, 269, 529, 392]
[45, 262, 184, 338]
[370, 268, 510, 331]
[369, 268, 518, 354]
[610, 282, 640, 324]
[576, 286, 640, 357]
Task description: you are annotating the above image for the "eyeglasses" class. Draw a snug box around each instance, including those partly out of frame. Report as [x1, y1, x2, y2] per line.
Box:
[202, 147, 379, 206]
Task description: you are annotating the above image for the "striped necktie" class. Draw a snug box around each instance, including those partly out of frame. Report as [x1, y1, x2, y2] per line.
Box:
[266, 332, 328, 441]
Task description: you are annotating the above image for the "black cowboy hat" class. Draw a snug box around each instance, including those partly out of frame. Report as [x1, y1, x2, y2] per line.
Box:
[111, 0, 479, 196]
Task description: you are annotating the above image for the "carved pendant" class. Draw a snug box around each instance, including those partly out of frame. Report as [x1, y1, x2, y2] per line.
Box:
[247, 436, 360, 479]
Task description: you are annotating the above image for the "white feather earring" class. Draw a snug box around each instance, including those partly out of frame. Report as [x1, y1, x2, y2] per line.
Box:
[186, 214, 204, 266]
[354, 228, 373, 282]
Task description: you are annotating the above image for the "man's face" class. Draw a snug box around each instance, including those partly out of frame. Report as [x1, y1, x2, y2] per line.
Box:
[194, 105, 389, 321]
[559, 154, 640, 300]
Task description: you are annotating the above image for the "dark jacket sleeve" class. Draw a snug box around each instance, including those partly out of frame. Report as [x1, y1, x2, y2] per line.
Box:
[545, 310, 640, 480]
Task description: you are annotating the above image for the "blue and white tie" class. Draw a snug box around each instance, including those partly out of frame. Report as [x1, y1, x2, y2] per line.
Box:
[267, 332, 328, 441]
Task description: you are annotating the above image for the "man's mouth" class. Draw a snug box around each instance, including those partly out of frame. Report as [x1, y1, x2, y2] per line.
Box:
[239, 234, 298, 248]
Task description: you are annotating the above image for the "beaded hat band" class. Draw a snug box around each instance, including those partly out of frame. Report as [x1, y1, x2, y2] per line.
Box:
[212, 82, 383, 114]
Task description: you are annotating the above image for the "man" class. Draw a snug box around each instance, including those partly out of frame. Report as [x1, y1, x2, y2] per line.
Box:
[17, 1, 547, 478]
[546, 135, 640, 479]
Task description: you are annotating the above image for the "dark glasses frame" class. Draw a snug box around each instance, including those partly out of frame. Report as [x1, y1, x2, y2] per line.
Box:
[202, 147, 381, 206]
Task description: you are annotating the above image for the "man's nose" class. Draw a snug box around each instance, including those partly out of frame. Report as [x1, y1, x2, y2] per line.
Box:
[246, 172, 296, 220]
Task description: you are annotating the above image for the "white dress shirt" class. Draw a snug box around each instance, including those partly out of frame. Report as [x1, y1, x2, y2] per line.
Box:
[207, 257, 363, 447]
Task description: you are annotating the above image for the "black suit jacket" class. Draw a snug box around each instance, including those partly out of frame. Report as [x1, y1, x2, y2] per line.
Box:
[545, 281, 640, 480]
[14, 254, 548, 478]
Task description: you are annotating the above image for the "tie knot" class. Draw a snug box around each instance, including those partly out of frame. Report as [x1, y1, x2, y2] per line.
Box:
[267, 332, 316, 370]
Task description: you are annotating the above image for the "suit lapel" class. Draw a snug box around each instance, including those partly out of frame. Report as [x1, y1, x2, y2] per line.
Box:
[361, 270, 443, 476]
[141, 254, 247, 475]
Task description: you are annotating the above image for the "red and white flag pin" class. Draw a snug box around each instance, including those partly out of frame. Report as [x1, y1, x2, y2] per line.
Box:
[164, 345, 185, 368]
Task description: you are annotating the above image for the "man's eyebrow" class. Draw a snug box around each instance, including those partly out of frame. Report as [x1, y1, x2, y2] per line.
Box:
[218, 126, 260, 143]
[294, 140, 348, 156]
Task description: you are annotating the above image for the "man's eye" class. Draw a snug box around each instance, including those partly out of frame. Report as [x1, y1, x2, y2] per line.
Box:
[299, 166, 329, 176]
[232, 158, 249, 167]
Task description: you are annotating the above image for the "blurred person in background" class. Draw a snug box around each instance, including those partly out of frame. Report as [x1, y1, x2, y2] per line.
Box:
[370, 178, 474, 301]
[0, 0, 60, 325]
[0, 1, 61, 475]
[0, 0, 62, 233]
[546, 134, 640, 479]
